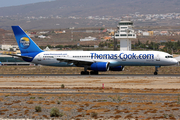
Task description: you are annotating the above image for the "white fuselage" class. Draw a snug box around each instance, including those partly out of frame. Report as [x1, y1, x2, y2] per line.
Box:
[31, 51, 178, 67]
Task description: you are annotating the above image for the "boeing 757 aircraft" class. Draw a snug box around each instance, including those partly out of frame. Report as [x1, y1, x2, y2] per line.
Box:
[11, 26, 178, 75]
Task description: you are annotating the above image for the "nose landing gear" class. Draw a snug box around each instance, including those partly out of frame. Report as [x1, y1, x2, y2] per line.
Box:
[154, 66, 160, 75]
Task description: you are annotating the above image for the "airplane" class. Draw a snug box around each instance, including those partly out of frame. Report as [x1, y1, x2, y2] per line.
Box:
[11, 26, 178, 75]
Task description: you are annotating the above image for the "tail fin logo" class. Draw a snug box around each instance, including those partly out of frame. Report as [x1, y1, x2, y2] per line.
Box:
[19, 37, 30, 49]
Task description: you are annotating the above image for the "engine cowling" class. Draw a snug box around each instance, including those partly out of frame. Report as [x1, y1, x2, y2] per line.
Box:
[90, 62, 109, 71]
[109, 66, 124, 71]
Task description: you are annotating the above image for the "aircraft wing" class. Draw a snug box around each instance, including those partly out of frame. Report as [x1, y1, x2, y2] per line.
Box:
[57, 58, 94, 66]
[7, 54, 32, 59]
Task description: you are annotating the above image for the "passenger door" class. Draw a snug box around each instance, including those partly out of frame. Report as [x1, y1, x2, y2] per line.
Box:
[156, 54, 160, 61]
[38, 54, 41, 61]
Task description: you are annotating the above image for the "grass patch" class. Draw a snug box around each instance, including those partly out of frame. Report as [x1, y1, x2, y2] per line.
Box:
[38, 97, 43, 99]
[97, 100, 107, 102]
[50, 107, 63, 117]
[109, 96, 121, 103]
[61, 84, 65, 89]
[91, 112, 98, 118]
[57, 101, 61, 104]
[35, 106, 42, 112]
[30, 97, 36, 99]
[177, 95, 180, 104]
[5, 95, 10, 97]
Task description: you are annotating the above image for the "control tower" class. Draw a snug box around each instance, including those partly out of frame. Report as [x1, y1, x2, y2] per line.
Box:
[114, 21, 136, 51]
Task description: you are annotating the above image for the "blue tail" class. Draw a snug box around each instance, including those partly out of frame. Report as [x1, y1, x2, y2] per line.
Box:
[12, 26, 43, 53]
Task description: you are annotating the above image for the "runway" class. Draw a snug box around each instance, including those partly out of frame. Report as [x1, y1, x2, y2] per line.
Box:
[0, 91, 179, 96]
[0, 74, 180, 77]
[0, 73, 180, 102]
[0, 74, 180, 89]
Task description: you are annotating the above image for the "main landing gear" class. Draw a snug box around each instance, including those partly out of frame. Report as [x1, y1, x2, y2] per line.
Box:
[81, 71, 99, 75]
[81, 71, 89, 75]
[81, 71, 98, 75]
[81, 66, 99, 75]
[154, 66, 160, 75]
[90, 71, 98, 75]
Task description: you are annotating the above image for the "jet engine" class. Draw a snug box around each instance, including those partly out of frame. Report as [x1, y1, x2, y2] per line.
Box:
[90, 62, 109, 71]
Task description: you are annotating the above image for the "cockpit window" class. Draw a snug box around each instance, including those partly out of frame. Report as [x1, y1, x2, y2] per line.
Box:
[165, 56, 173, 58]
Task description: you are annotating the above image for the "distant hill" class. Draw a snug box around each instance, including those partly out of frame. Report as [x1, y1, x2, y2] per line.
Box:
[0, 0, 180, 17]
[0, 0, 180, 30]
[0, 28, 6, 33]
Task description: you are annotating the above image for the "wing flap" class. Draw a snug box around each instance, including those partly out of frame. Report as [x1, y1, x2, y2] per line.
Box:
[57, 58, 94, 66]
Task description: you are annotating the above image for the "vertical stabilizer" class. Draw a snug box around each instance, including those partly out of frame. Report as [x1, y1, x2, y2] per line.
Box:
[12, 26, 43, 53]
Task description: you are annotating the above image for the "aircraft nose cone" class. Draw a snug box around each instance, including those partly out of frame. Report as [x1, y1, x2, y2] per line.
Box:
[173, 59, 179, 65]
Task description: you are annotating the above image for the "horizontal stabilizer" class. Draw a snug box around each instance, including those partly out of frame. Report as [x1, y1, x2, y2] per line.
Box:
[7, 54, 33, 59]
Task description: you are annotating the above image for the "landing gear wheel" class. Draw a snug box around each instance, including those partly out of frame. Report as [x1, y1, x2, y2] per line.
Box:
[154, 71, 158, 75]
[154, 66, 160, 75]
[81, 71, 84, 75]
[90, 71, 99, 75]
[85, 71, 89, 75]
[81, 71, 89, 75]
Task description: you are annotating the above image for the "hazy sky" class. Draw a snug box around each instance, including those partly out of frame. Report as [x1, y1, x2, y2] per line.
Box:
[0, 0, 52, 8]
